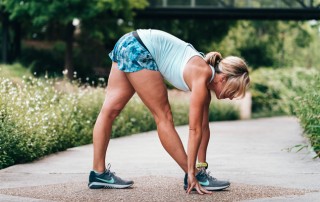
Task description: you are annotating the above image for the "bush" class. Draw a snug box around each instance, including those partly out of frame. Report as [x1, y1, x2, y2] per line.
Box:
[251, 67, 320, 157]
[112, 97, 156, 138]
[251, 67, 318, 117]
[0, 63, 32, 78]
[292, 75, 320, 156]
[20, 45, 65, 77]
[0, 76, 104, 169]
[0, 68, 240, 169]
[111, 97, 239, 138]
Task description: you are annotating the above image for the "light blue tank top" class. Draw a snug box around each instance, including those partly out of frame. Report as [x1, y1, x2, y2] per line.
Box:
[137, 29, 214, 91]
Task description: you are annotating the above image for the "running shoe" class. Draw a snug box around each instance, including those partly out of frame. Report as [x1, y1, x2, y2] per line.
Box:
[184, 169, 230, 191]
[88, 164, 133, 189]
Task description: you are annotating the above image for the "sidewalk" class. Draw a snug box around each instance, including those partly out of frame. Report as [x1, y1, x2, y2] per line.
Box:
[0, 116, 319, 201]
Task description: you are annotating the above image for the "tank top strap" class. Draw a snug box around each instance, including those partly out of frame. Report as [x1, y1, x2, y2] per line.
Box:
[209, 65, 215, 83]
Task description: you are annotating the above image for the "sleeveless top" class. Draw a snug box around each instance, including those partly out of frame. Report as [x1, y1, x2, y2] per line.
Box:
[137, 29, 214, 91]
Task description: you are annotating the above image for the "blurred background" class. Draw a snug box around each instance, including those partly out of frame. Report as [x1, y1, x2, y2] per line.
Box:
[1, 0, 319, 79]
[1, 0, 319, 168]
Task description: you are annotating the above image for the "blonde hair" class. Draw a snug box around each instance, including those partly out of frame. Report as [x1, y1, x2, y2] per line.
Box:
[205, 52, 250, 99]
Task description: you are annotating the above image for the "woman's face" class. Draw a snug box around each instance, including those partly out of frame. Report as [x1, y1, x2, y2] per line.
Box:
[209, 74, 234, 100]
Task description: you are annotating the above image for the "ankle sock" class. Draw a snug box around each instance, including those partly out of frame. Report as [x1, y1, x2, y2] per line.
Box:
[93, 170, 104, 175]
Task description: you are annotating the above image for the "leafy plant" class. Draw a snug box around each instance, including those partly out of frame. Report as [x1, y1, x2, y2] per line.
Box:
[0, 65, 240, 169]
[251, 67, 320, 157]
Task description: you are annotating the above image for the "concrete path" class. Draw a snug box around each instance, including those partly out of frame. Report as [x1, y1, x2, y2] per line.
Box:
[0, 116, 319, 201]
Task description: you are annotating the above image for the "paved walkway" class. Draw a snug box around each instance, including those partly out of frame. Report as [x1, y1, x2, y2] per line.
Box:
[0, 116, 319, 201]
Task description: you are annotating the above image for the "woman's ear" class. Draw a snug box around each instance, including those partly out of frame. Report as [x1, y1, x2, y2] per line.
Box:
[220, 74, 227, 83]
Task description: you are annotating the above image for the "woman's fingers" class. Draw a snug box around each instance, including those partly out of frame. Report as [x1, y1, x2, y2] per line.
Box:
[195, 184, 204, 195]
[187, 183, 212, 195]
[187, 183, 203, 195]
[186, 174, 212, 195]
[200, 187, 213, 195]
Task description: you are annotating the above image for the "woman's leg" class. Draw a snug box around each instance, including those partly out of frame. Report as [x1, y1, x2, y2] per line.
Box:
[93, 63, 135, 172]
[126, 69, 188, 173]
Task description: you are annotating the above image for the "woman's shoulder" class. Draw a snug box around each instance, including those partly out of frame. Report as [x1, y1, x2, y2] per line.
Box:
[185, 56, 213, 82]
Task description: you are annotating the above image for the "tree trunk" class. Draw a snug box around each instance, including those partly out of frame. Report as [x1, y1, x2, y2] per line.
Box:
[1, 12, 9, 64]
[12, 21, 21, 61]
[64, 22, 75, 80]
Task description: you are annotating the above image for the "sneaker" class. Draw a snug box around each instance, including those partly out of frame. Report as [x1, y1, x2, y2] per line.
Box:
[88, 164, 134, 189]
[184, 169, 230, 191]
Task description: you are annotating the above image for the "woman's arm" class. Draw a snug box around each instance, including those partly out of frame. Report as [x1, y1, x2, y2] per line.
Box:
[187, 76, 212, 194]
[198, 90, 211, 163]
[188, 83, 208, 175]
[183, 56, 213, 194]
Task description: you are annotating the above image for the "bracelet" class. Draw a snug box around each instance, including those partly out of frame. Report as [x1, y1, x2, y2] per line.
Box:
[196, 162, 208, 169]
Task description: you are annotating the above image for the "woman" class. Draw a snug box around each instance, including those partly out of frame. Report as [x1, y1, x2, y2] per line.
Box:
[88, 29, 250, 194]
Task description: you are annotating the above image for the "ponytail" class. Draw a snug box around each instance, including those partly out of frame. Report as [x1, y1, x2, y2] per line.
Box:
[205, 52, 250, 99]
[204, 52, 223, 73]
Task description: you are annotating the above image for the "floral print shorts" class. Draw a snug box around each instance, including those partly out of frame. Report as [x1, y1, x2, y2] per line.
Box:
[108, 32, 159, 72]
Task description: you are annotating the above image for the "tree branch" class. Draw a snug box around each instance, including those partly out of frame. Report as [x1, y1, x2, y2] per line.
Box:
[217, 0, 227, 7]
[296, 0, 307, 8]
[282, 0, 294, 8]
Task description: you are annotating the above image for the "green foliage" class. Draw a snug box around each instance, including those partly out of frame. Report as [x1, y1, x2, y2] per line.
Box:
[112, 97, 156, 138]
[251, 67, 320, 157]
[5, 0, 104, 26]
[0, 63, 31, 78]
[239, 44, 274, 68]
[292, 76, 320, 157]
[2, 0, 148, 79]
[20, 45, 64, 77]
[111, 97, 239, 138]
[0, 64, 240, 168]
[0, 75, 104, 169]
[133, 19, 235, 53]
[215, 20, 319, 69]
[251, 67, 318, 116]
[208, 101, 240, 121]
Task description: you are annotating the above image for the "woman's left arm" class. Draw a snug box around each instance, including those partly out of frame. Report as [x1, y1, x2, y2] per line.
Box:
[198, 90, 211, 162]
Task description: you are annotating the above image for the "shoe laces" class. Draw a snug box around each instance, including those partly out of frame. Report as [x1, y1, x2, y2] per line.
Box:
[105, 163, 116, 176]
[201, 169, 217, 181]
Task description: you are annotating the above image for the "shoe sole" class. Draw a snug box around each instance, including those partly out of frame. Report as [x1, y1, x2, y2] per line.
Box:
[88, 182, 133, 189]
[184, 184, 230, 191]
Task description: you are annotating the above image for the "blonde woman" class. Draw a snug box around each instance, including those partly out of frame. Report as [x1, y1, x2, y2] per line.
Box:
[88, 29, 250, 195]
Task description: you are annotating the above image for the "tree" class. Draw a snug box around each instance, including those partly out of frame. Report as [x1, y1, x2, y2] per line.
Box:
[215, 20, 316, 69]
[3, 0, 148, 79]
[0, 6, 9, 64]
[133, 18, 235, 53]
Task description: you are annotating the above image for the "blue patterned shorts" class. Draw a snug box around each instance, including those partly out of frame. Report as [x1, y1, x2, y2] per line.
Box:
[108, 32, 159, 72]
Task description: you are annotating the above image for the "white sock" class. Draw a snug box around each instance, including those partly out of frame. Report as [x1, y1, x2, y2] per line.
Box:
[93, 170, 104, 175]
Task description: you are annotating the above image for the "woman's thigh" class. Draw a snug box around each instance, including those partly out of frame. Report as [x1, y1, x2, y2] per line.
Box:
[102, 62, 135, 115]
[125, 69, 171, 122]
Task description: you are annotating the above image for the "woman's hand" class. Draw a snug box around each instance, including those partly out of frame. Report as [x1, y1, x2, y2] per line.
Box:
[187, 174, 212, 195]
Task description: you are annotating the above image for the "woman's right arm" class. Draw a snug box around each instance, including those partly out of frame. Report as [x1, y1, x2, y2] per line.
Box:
[186, 71, 212, 195]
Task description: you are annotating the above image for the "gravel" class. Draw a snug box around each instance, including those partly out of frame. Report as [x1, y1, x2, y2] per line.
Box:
[0, 176, 315, 202]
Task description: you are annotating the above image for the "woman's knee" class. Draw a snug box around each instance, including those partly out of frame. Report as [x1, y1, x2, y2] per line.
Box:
[153, 105, 174, 125]
[100, 105, 122, 121]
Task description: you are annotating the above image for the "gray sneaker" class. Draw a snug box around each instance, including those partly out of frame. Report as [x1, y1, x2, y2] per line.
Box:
[184, 169, 230, 191]
[88, 164, 133, 189]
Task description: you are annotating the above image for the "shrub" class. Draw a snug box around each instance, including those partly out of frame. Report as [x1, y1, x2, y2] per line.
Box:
[111, 97, 239, 138]
[251, 67, 320, 157]
[250, 67, 318, 117]
[0, 63, 32, 78]
[112, 97, 156, 138]
[0, 68, 240, 169]
[292, 75, 320, 157]
[0, 76, 103, 169]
